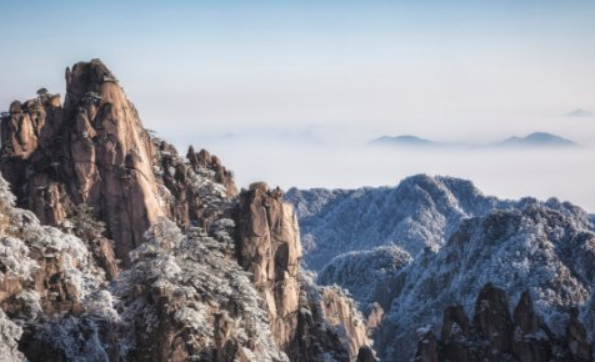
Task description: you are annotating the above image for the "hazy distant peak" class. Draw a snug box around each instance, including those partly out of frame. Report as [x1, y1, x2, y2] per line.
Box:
[370, 134, 451, 148]
[497, 132, 580, 148]
[565, 109, 594, 118]
[369, 132, 580, 149]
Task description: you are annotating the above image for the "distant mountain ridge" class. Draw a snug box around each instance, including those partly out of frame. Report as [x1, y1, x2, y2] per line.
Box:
[285, 175, 516, 271]
[370, 135, 449, 148]
[565, 109, 594, 118]
[286, 176, 595, 362]
[371, 132, 581, 149]
[496, 132, 579, 148]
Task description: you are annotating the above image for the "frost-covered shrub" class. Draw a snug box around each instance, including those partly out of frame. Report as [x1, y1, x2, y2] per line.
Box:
[115, 218, 288, 362]
[285, 175, 516, 270]
[286, 175, 595, 273]
[0, 172, 116, 359]
[0, 236, 38, 283]
[318, 245, 412, 311]
[0, 309, 26, 362]
[380, 205, 595, 362]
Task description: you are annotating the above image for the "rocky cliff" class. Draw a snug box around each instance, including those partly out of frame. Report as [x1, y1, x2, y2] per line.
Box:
[234, 182, 371, 361]
[0, 59, 237, 267]
[0, 59, 370, 362]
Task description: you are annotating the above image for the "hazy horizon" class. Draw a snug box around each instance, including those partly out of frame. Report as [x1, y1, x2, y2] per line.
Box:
[1, 0, 594, 211]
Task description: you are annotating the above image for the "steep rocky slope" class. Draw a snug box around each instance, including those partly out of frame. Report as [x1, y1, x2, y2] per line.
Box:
[0, 59, 372, 362]
[376, 203, 595, 362]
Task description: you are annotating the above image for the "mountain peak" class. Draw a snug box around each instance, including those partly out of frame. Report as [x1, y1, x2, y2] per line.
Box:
[498, 132, 579, 148]
[371, 135, 440, 147]
[565, 109, 594, 118]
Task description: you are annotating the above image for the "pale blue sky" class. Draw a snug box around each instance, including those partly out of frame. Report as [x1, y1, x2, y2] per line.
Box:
[1, 0, 594, 140]
[1, 0, 594, 209]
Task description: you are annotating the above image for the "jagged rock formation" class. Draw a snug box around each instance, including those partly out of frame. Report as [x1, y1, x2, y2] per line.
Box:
[1, 60, 163, 264]
[151, 138, 235, 232]
[286, 177, 595, 362]
[234, 183, 371, 361]
[0, 59, 237, 267]
[414, 284, 593, 362]
[235, 182, 302, 350]
[377, 204, 595, 362]
[316, 286, 370, 360]
[0, 59, 370, 362]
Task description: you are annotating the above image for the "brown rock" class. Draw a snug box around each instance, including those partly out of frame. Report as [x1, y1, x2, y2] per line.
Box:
[235, 183, 301, 350]
[514, 291, 540, 333]
[1, 59, 166, 266]
[318, 287, 370, 361]
[366, 302, 385, 335]
[187, 146, 237, 197]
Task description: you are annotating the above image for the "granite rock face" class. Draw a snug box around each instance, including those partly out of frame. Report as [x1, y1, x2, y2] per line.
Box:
[0, 59, 238, 267]
[1, 59, 163, 265]
[234, 183, 372, 361]
[235, 182, 302, 350]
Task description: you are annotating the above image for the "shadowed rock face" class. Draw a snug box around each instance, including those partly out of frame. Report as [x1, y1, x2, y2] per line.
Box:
[356, 346, 379, 362]
[414, 284, 593, 362]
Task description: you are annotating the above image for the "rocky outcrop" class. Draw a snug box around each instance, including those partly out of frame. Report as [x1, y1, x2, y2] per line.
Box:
[0, 59, 370, 362]
[235, 182, 302, 351]
[235, 183, 372, 361]
[152, 139, 235, 231]
[187, 146, 237, 198]
[0, 59, 238, 270]
[294, 275, 371, 362]
[317, 286, 371, 360]
[414, 284, 593, 362]
[1, 59, 163, 265]
[567, 308, 592, 362]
